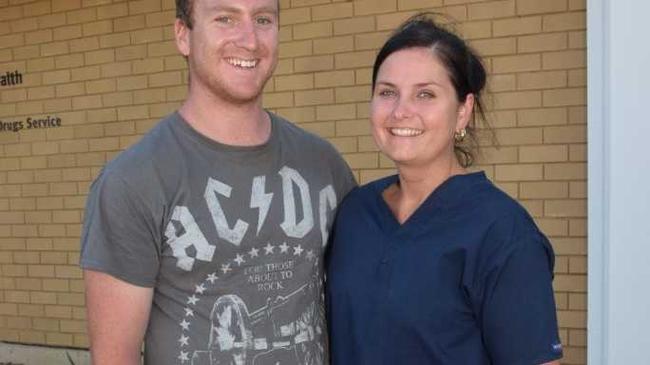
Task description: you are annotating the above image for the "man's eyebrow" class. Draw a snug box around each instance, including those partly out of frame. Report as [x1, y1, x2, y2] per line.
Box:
[255, 5, 279, 15]
[204, 4, 279, 15]
[204, 4, 238, 14]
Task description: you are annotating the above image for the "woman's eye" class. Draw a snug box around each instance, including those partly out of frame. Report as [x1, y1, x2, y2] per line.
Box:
[417, 90, 435, 99]
[378, 89, 396, 97]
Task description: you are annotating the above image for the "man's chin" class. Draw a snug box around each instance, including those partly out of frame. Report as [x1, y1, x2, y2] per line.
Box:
[197, 77, 270, 106]
[223, 89, 264, 105]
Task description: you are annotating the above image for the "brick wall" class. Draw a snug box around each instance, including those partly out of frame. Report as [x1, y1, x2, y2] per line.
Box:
[0, 0, 586, 363]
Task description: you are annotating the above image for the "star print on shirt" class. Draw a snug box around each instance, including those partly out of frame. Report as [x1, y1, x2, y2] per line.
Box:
[178, 351, 189, 362]
[171, 240, 329, 363]
[180, 319, 190, 331]
[178, 334, 189, 346]
[206, 272, 218, 283]
[195, 284, 206, 294]
[187, 295, 199, 305]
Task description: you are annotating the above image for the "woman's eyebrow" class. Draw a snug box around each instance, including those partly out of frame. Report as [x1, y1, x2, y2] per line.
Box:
[375, 81, 443, 88]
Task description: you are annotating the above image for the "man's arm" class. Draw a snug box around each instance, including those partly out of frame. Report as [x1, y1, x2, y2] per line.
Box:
[84, 269, 154, 365]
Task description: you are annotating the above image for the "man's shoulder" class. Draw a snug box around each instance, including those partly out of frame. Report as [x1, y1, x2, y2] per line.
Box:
[270, 112, 339, 154]
[270, 111, 356, 192]
[100, 113, 180, 182]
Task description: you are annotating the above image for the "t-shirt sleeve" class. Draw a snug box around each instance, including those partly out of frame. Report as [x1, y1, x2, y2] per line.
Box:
[477, 216, 563, 365]
[339, 163, 357, 196]
[79, 170, 161, 287]
[331, 150, 357, 197]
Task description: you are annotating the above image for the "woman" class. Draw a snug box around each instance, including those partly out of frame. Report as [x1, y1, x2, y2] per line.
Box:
[327, 14, 563, 365]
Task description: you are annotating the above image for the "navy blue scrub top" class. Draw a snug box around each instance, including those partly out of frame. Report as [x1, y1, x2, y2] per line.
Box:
[327, 172, 563, 365]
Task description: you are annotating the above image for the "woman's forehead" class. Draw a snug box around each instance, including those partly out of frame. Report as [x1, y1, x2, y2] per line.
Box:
[376, 48, 451, 85]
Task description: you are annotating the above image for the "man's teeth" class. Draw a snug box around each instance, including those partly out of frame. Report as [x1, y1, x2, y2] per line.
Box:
[390, 128, 423, 137]
[227, 58, 257, 68]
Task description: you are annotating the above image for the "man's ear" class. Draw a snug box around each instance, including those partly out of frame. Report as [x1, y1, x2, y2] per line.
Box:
[174, 18, 190, 57]
[456, 93, 475, 131]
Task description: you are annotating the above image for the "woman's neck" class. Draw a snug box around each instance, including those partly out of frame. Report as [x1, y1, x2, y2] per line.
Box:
[384, 158, 466, 224]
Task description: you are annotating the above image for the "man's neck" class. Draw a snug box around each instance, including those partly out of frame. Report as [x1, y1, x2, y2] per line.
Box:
[178, 90, 271, 147]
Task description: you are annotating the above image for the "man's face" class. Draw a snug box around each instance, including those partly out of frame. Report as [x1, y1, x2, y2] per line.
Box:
[175, 0, 279, 105]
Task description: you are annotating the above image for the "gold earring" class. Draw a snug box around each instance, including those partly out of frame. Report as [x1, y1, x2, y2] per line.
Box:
[454, 128, 467, 143]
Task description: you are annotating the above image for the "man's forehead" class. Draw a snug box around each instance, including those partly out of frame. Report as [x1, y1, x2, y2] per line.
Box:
[196, 0, 279, 13]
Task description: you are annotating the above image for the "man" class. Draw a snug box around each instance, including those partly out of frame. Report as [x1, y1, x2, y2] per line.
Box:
[79, 0, 356, 364]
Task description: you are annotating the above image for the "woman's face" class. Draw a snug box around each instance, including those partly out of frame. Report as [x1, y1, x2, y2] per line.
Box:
[370, 47, 473, 169]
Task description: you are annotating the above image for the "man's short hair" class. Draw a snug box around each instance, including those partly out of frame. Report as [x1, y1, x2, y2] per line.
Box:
[176, 0, 194, 29]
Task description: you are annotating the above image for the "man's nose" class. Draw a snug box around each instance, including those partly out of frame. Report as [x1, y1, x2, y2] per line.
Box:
[234, 20, 259, 51]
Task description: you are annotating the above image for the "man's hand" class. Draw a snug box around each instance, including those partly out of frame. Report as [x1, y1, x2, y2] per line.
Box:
[84, 270, 154, 365]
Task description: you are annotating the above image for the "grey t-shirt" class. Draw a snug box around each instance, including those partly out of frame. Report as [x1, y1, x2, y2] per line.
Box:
[80, 111, 356, 365]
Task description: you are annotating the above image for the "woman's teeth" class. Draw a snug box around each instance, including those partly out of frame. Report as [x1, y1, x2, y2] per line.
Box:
[389, 128, 423, 136]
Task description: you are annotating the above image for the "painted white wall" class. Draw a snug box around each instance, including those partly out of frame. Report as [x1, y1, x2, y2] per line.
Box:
[588, 0, 650, 364]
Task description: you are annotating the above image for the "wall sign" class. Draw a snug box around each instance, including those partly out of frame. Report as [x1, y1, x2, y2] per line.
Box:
[0, 70, 63, 133]
[0, 115, 62, 133]
[0, 70, 23, 87]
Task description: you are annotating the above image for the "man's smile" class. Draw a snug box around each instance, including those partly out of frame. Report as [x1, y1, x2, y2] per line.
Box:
[225, 57, 258, 69]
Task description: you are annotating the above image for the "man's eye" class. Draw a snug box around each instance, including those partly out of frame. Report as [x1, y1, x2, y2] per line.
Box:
[215, 16, 233, 24]
[256, 16, 273, 25]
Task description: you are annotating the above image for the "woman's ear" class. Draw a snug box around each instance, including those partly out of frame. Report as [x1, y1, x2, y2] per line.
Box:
[456, 93, 475, 131]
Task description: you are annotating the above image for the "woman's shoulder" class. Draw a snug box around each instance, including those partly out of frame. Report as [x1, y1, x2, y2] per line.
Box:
[468, 175, 533, 223]
[462, 177, 554, 282]
[462, 174, 547, 250]
[350, 174, 396, 199]
[336, 174, 396, 212]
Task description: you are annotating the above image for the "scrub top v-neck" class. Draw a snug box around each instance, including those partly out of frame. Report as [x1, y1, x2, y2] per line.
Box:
[327, 172, 563, 365]
[373, 173, 473, 234]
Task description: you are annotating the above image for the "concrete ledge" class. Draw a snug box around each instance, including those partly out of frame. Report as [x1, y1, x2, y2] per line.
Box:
[0, 342, 90, 365]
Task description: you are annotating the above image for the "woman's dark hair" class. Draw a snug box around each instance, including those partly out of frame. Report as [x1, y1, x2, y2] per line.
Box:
[372, 13, 488, 168]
